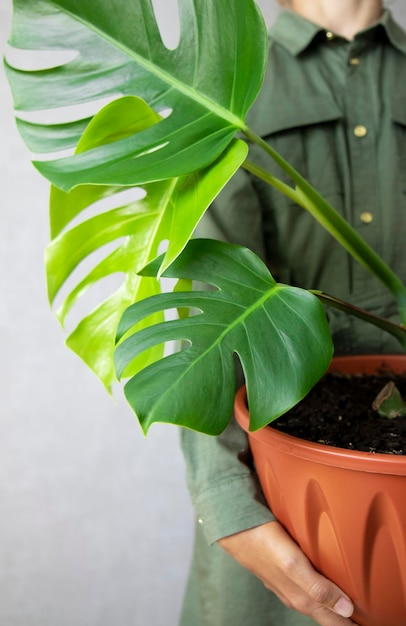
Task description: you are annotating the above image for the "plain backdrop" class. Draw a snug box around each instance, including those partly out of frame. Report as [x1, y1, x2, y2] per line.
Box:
[1, 1, 406, 625]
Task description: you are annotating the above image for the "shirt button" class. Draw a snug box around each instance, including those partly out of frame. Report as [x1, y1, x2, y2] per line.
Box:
[360, 211, 373, 224]
[326, 31, 335, 40]
[354, 125, 368, 138]
[349, 57, 360, 66]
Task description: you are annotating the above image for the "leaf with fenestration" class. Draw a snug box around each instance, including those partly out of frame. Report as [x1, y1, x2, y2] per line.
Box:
[115, 239, 334, 434]
[5, 0, 267, 189]
[45, 97, 247, 389]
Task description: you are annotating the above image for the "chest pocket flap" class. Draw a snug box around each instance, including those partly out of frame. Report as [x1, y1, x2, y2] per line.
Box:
[391, 97, 406, 127]
[248, 94, 343, 137]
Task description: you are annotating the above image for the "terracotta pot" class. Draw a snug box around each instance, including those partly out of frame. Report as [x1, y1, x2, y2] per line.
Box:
[234, 355, 406, 626]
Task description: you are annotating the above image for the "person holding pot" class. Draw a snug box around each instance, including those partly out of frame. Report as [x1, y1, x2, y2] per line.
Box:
[179, 0, 406, 624]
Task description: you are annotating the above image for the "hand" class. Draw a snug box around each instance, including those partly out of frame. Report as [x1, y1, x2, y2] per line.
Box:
[218, 520, 357, 626]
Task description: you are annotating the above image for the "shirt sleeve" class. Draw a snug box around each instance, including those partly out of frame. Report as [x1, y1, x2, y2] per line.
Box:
[180, 419, 275, 545]
[180, 165, 276, 545]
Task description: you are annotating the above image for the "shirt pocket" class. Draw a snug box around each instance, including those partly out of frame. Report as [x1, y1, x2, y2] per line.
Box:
[391, 97, 406, 193]
[251, 94, 344, 198]
[250, 96, 348, 289]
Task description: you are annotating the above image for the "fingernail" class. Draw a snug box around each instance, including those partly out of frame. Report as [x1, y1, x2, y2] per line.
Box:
[333, 596, 354, 618]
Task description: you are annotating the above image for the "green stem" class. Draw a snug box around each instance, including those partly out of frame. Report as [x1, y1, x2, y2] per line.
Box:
[313, 291, 406, 349]
[243, 159, 298, 203]
[242, 125, 406, 325]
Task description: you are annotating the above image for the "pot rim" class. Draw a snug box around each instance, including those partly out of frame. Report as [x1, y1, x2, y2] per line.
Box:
[234, 354, 406, 475]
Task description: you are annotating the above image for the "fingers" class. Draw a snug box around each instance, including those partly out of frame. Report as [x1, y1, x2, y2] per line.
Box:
[286, 546, 354, 618]
[299, 575, 355, 623]
[265, 522, 355, 622]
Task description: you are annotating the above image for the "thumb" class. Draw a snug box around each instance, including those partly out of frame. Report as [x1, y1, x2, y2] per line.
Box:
[307, 575, 354, 618]
[332, 595, 354, 618]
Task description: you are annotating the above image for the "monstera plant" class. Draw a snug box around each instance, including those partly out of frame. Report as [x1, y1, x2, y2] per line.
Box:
[5, 0, 406, 435]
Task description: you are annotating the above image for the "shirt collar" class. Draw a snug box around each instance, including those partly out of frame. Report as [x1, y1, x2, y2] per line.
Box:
[269, 10, 322, 56]
[269, 8, 406, 57]
[379, 9, 406, 55]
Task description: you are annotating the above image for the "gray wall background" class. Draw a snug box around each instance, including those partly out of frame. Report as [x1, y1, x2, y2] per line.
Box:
[1, 1, 406, 625]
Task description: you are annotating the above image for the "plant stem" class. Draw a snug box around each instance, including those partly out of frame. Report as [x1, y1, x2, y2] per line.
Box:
[242, 125, 406, 325]
[313, 291, 406, 349]
[242, 159, 298, 203]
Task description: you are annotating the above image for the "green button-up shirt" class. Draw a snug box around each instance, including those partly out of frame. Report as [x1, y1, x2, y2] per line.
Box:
[180, 9, 406, 626]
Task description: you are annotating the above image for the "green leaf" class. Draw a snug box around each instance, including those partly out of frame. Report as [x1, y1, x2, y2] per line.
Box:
[45, 97, 247, 389]
[115, 240, 334, 435]
[6, 0, 267, 189]
[66, 273, 164, 387]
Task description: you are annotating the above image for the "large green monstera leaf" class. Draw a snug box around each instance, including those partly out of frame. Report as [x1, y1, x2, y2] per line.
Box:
[5, 0, 258, 388]
[44, 96, 168, 389]
[5, 0, 267, 189]
[45, 98, 247, 388]
[115, 239, 334, 434]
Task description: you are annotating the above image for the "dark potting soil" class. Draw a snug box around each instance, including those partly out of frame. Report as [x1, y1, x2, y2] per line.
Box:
[271, 373, 406, 455]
